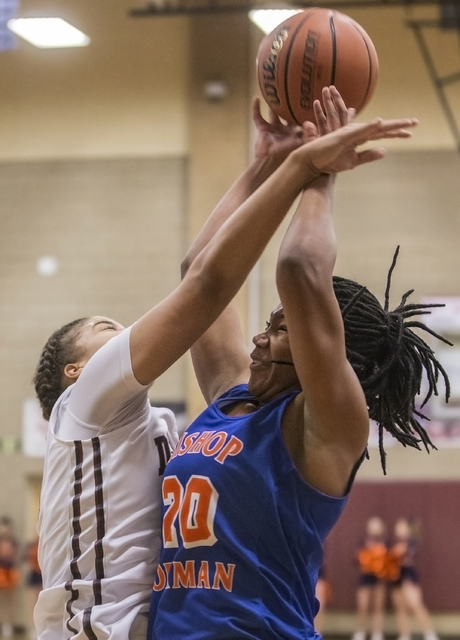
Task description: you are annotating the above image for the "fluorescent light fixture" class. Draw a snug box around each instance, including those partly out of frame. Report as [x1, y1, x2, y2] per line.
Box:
[7, 17, 90, 48]
[249, 9, 302, 35]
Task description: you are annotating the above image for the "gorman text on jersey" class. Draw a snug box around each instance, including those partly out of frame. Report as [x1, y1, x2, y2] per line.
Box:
[153, 429, 244, 593]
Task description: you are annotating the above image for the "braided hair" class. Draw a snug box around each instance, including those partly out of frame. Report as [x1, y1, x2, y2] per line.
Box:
[33, 318, 89, 421]
[333, 247, 451, 473]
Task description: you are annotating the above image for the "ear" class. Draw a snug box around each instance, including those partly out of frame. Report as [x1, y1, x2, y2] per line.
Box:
[64, 362, 84, 382]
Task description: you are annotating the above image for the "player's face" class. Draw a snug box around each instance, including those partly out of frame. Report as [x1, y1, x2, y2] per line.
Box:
[248, 305, 300, 402]
[75, 316, 125, 364]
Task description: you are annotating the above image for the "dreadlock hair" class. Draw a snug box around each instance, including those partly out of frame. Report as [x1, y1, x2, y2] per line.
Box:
[33, 318, 89, 421]
[333, 247, 451, 474]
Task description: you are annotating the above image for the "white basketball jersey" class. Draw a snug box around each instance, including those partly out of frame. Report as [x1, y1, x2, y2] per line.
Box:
[34, 327, 178, 639]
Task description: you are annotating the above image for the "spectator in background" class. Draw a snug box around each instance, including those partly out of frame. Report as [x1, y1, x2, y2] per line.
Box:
[315, 565, 331, 634]
[24, 537, 42, 640]
[389, 518, 438, 640]
[352, 517, 388, 640]
[0, 516, 19, 638]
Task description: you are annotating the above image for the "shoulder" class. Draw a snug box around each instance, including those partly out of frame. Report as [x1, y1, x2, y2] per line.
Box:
[82, 327, 135, 382]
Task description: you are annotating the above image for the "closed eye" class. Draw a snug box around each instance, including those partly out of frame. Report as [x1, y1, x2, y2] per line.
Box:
[94, 321, 117, 331]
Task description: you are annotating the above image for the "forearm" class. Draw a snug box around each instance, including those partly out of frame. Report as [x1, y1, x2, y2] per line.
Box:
[186, 152, 310, 299]
[181, 155, 283, 277]
[277, 175, 337, 286]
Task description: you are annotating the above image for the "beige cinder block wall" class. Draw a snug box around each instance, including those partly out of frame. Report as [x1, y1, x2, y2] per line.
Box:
[0, 0, 192, 555]
[185, 13, 252, 419]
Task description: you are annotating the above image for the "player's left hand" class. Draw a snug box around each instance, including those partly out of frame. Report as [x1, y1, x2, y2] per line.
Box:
[313, 86, 356, 136]
[252, 97, 304, 166]
[296, 114, 418, 179]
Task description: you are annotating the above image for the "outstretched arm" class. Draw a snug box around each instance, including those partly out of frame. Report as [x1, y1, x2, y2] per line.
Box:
[130, 130, 310, 387]
[278, 174, 369, 498]
[276, 88, 418, 497]
[183, 99, 306, 404]
[130, 94, 418, 388]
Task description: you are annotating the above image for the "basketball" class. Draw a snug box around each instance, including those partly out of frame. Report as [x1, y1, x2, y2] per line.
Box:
[256, 8, 379, 125]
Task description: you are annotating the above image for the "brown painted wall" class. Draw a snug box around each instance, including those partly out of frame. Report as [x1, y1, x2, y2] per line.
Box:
[324, 481, 460, 612]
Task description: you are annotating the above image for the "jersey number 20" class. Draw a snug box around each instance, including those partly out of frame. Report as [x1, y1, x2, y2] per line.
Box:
[162, 475, 218, 549]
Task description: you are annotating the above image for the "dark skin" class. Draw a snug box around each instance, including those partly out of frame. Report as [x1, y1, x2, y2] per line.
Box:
[224, 307, 312, 483]
[222, 307, 300, 416]
[220, 297, 367, 497]
[189, 176, 370, 498]
[183, 88, 417, 498]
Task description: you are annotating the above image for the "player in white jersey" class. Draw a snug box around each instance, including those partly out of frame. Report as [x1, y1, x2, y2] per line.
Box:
[35, 326, 176, 639]
[32, 93, 419, 639]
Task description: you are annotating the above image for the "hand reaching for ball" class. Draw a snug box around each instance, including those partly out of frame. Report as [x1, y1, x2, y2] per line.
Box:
[252, 97, 304, 168]
[293, 86, 418, 180]
[251, 87, 355, 171]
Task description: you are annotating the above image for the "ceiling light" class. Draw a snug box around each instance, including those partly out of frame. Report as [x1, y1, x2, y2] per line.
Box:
[7, 17, 90, 48]
[249, 9, 302, 35]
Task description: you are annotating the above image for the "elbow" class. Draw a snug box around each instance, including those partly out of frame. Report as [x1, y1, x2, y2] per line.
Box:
[184, 259, 233, 308]
[180, 254, 193, 280]
[277, 247, 317, 280]
[276, 249, 332, 294]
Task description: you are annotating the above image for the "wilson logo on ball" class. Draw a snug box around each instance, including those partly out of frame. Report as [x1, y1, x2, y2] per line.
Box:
[256, 8, 379, 125]
[299, 30, 320, 111]
[260, 27, 290, 107]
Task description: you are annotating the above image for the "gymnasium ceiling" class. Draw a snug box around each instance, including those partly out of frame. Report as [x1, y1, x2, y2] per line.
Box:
[129, 0, 459, 151]
[1, 0, 459, 153]
[129, 0, 456, 18]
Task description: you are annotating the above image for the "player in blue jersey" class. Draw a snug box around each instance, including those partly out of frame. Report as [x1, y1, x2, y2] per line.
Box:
[148, 88, 449, 640]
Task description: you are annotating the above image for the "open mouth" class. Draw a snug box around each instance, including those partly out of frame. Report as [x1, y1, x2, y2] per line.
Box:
[250, 353, 268, 368]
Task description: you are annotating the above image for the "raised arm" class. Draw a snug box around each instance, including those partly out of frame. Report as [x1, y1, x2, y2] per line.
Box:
[129, 96, 418, 389]
[277, 174, 369, 498]
[129, 134, 310, 387]
[276, 89, 418, 497]
[182, 99, 306, 404]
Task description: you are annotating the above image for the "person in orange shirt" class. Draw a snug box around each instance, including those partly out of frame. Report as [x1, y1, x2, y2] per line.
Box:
[352, 517, 388, 640]
[24, 538, 42, 640]
[389, 518, 438, 640]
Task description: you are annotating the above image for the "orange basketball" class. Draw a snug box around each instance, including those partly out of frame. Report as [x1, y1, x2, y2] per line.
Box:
[256, 8, 379, 125]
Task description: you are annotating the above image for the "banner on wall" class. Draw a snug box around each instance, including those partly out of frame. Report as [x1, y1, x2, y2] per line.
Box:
[417, 297, 460, 446]
[22, 398, 48, 457]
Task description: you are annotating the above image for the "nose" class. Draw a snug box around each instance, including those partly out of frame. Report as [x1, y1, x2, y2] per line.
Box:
[252, 331, 269, 347]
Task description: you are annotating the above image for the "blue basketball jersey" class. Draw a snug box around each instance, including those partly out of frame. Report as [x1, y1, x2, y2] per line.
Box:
[149, 385, 348, 640]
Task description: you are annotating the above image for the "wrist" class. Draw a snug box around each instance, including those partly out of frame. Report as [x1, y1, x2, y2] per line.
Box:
[289, 147, 331, 187]
[249, 154, 284, 182]
[305, 172, 335, 190]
